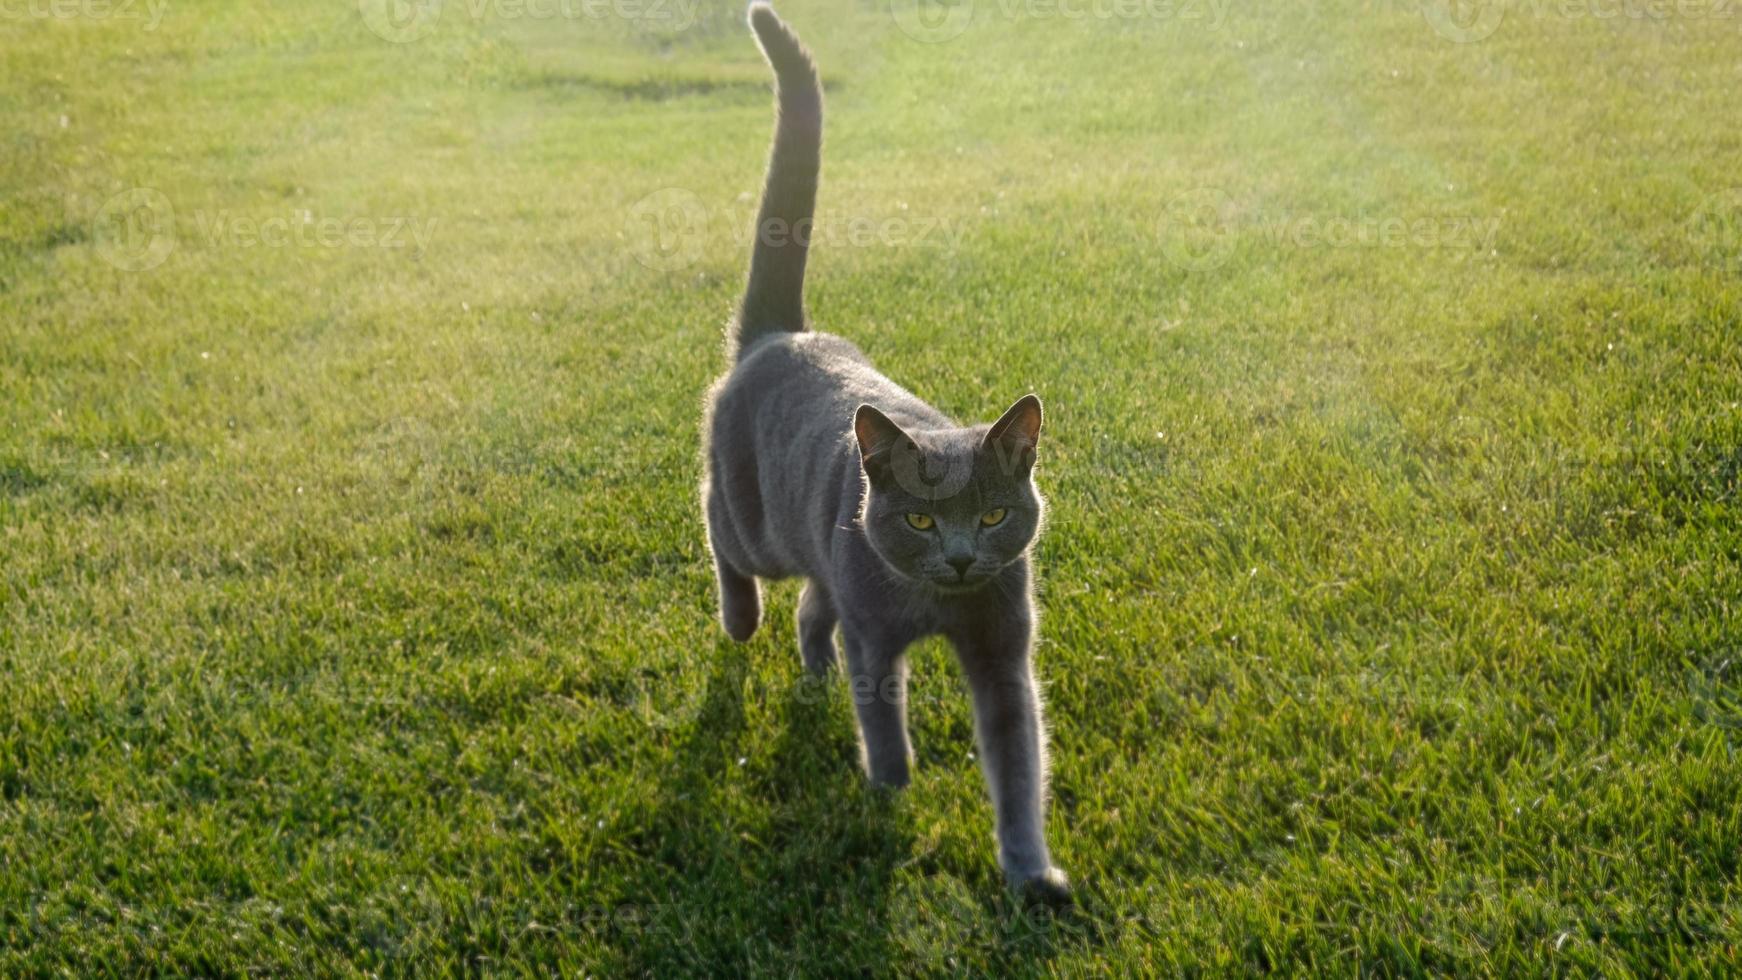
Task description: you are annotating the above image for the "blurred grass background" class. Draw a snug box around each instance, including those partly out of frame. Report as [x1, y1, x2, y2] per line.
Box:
[2, 0, 1740, 972]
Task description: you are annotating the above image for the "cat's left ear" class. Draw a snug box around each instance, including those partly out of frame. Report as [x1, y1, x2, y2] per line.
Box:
[854, 403, 910, 485]
[984, 394, 1042, 476]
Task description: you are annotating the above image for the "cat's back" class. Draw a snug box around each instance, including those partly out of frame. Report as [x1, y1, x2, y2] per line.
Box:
[734, 330, 875, 396]
[715, 330, 939, 435]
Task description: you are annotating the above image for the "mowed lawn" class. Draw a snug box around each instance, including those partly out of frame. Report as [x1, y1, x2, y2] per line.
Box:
[3, 0, 1740, 972]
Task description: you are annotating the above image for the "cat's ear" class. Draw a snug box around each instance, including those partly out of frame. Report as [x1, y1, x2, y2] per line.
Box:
[854, 404, 908, 483]
[984, 394, 1042, 476]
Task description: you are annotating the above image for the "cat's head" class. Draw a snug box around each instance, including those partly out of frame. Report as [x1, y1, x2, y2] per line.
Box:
[853, 395, 1045, 592]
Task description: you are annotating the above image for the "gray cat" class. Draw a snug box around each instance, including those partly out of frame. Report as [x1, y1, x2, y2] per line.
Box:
[699, 4, 1069, 904]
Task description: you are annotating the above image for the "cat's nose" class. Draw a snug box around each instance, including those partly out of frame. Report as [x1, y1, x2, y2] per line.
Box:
[947, 557, 974, 580]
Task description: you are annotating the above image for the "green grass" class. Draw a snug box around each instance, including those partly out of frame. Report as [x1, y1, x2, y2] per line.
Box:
[4, 0, 1741, 972]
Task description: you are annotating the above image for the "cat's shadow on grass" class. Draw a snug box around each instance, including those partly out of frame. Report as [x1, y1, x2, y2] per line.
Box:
[617, 633, 908, 971]
[620, 627, 1087, 972]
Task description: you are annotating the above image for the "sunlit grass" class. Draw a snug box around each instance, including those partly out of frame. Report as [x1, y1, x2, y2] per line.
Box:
[2, 0, 1739, 972]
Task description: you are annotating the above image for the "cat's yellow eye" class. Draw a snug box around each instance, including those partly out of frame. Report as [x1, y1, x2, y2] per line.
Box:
[905, 513, 935, 531]
[981, 508, 1008, 527]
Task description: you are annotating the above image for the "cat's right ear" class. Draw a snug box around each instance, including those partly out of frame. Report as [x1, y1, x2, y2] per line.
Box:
[854, 404, 906, 484]
[984, 393, 1042, 476]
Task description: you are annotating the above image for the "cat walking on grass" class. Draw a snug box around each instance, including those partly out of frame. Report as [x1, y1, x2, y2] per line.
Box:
[699, 3, 1069, 905]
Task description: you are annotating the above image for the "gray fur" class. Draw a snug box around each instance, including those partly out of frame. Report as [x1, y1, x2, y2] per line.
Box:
[736, 2, 820, 354]
[698, 4, 1068, 904]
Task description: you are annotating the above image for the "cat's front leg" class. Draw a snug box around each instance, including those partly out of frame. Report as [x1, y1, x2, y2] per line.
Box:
[954, 624, 1070, 906]
[840, 629, 913, 788]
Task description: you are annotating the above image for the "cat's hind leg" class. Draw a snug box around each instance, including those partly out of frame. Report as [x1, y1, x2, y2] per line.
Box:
[713, 552, 761, 642]
[705, 490, 761, 642]
[796, 581, 838, 674]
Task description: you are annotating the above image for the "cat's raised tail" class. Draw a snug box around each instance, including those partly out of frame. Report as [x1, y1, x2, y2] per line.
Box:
[735, 3, 822, 359]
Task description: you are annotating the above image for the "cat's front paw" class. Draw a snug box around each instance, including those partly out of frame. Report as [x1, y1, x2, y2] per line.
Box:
[1011, 866, 1072, 909]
